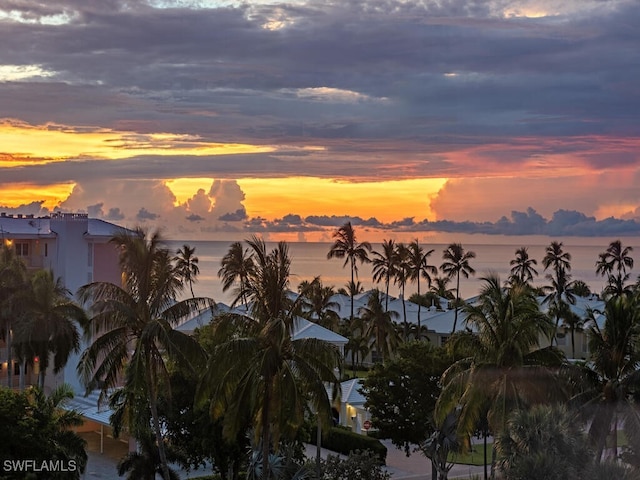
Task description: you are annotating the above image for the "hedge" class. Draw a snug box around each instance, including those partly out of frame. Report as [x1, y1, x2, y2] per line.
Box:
[309, 426, 387, 464]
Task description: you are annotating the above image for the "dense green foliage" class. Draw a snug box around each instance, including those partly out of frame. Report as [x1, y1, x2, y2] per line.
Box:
[361, 341, 449, 454]
[0, 385, 87, 480]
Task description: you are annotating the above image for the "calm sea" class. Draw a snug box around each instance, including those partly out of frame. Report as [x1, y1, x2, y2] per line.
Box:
[166, 235, 640, 304]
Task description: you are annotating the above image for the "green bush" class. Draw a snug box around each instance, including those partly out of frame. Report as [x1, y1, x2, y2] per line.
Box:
[309, 426, 387, 464]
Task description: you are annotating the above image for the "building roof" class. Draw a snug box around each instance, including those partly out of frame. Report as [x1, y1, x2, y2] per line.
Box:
[0, 214, 129, 240]
[63, 390, 113, 427]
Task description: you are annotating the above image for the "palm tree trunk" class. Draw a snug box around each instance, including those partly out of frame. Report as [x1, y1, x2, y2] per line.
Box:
[5, 324, 11, 388]
[262, 377, 273, 480]
[402, 286, 408, 341]
[571, 326, 575, 358]
[483, 432, 488, 480]
[416, 279, 422, 340]
[452, 273, 460, 333]
[385, 274, 389, 311]
[146, 359, 172, 480]
[350, 259, 355, 323]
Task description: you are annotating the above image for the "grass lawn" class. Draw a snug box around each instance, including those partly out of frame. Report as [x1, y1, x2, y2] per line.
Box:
[449, 443, 492, 466]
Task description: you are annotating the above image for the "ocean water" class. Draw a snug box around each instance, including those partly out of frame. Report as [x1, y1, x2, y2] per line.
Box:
[166, 235, 639, 305]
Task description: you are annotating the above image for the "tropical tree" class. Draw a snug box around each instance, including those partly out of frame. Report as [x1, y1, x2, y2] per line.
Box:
[0, 384, 88, 479]
[77, 228, 209, 480]
[359, 289, 401, 363]
[0, 245, 28, 388]
[407, 240, 437, 340]
[361, 341, 449, 456]
[371, 239, 397, 311]
[570, 295, 640, 462]
[543, 266, 577, 348]
[440, 243, 476, 333]
[543, 241, 572, 276]
[327, 222, 371, 322]
[199, 236, 342, 479]
[13, 269, 86, 388]
[572, 280, 592, 298]
[429, 276, 456, 305]
[508, 246, 538, 286]
[596, 240, 634, 298]
[393, 243, 411, 340]
[495, 405, 593, 480]
[297, 278, 340, 331]
[175, 243, 200, 297]
[218, 241, 254, 307]
[341, 317, 370, 372]
[437, 275, 565, 478]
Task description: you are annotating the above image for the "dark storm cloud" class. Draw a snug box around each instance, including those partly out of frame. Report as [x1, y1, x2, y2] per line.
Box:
[1, 0, 638, 157]
[136, 207, 158, 221]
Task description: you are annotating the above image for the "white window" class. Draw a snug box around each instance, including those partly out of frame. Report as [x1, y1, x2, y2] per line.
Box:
[15, 242, 29, 256]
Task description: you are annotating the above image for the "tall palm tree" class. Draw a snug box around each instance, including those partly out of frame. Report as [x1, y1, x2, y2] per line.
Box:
[596, 240, 634, 298]
[359, 289, 401, 363]
[297, 278, 340, 331]
[13, 269, 86, 388]
[407, 239, 437, 340]
[543, 264, 576, 348]
[199, 236, 342, 479]
[508, 247, 538, 286]
[394, 243, 411, 340]
[327, 222, 371, 322]
[0, 244, 28, 388]
[371, 239, 397, 311]
[218, 241, 254, 307]
[543, 241, 571, 277]
[175, 244, 200, 297]
[78, 228, 209, 480]
[440, 243, 476, 334]
[437, 275, 564, 478]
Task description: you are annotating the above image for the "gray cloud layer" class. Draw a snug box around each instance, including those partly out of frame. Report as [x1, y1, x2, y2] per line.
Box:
[1, 0, 640, 236]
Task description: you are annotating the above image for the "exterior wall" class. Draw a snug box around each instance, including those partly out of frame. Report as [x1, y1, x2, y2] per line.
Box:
[93, 243, 122, 284]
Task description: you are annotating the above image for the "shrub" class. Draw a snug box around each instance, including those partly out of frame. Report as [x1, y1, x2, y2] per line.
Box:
[319, 450, 390, 480]
[309, 426, 387, 464]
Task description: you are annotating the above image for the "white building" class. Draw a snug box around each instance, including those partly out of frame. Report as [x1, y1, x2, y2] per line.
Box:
[0, 212, 126, 393]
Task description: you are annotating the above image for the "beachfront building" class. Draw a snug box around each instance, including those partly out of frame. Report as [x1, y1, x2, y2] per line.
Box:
[0, 212, 126, 393]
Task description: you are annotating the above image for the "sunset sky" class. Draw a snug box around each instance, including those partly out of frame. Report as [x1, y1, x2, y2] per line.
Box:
[1, 0, 640, 240]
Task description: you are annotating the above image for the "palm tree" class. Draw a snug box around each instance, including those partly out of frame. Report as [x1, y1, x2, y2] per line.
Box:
[0, 244, 28, 388]
[13, 269, 86, 388]
[218, 241, 254, 307]
[297, 278, 340, 331]
[199, 236, 342, 479]
[508, 247, 538, 286]
[430, 276, 456, 306]
[394, 243, 411, 340]
[371, 239, 397, 311]
[359, 289, 401, 363]
[77, 228, 210, 480]
[440, 243, 476, 334]
[495, 405, 593, 480]
[437, 275, 564, 477]
[571, 295, 640, 461]
[596, 240, 634, 298]
[407, 239, 437, 340]
[543, 266, 576, 348]
[29, 384, 89, 478]
[175, 244, 200, 297]
[327, 222, 371, 322]
[543, 241, 572, 275]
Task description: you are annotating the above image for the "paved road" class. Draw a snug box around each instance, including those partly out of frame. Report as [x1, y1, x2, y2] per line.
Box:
[81, 433, 486, 479]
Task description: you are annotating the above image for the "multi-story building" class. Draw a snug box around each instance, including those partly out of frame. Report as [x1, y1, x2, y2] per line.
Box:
[0, 212, 126, 394]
